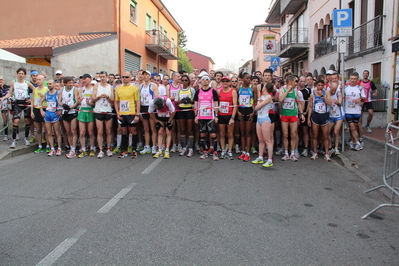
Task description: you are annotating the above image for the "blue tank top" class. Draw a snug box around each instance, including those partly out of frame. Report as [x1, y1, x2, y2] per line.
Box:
[313, 91, 327, 114]
[45, 90, 59, 112]
[238, 86, 254, 108]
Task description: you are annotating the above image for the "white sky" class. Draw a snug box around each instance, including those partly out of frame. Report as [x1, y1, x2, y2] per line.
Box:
[161, 0, 273, 70]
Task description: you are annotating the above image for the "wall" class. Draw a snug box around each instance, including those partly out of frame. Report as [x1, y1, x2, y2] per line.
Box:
[252, 27, 281, 76]
[0, 59, 54, 84]
[0, 0, 116, 39]
[187, 51, 212, 73]
[53, 39, 118, 77]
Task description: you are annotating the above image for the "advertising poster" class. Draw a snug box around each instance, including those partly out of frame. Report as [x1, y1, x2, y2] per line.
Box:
[263, 35, 276, 54]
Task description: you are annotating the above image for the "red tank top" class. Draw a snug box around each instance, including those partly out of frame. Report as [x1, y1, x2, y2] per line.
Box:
[218, 88, 233, 116]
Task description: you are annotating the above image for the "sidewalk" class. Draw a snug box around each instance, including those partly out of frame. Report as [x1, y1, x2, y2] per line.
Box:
[0, 133, 38, 160]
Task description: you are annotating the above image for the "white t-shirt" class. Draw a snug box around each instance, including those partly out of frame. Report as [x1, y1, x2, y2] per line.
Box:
[344, 85, 365, 115]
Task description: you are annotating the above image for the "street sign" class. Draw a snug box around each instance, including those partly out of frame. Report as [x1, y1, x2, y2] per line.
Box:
[270, 57, 280, 66]
[338, 37, 347, 53]
[333, 9, 353, 37]
[263, 55, 271, 62]
[269, 65, 277, 72]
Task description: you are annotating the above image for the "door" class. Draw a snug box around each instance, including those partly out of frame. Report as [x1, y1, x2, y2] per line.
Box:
[124, 50, 141, 73]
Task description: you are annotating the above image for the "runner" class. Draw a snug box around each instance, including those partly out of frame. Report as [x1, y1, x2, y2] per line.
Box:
[0, 68, 36, 148]
[300, 75, 312, 156]
[175, 74, 196, 157]
[0, 76, 10, 141]
[217, 76, 237, 160]
[39, 80, 62, 156]
[92, 71, 115, 158]
[360, 70, 378, 133]
[307, 79, 332, 161]
[59, 76, 79, 159]
[250, 75, 261, 154]
[328, 82, 344, 155]
[212, 71, 224, 91]
[168, 72, 182, 153]
[150, 96, 176, 159]
[114, 72, 140, 159]
[193, 75, 220, 160]
[31, 75, 49, 153]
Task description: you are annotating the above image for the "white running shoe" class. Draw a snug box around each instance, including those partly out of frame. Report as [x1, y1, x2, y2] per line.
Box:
[3, 136, 8, 141]
[140, 146, 151, 155]
[334, 147, 340, 155]
[10, 141, 16, 148]
[170, 144, 177, 153]
[180, 147, 187, 156]
[187, 148, 194, 158]
[25, 139, 30, 146]
[366, 125, 372, 133]
[97, 150, 104, 159]
[301, 149, 308, 157]
[177, 144, 183, 153]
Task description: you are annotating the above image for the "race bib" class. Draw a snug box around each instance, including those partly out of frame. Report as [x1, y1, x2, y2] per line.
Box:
[141, 93, 150, 105]
[120, 101, 130, 112]
[35, 97, 41, 107]
[16, 91, 25, 100]
[219, 101, 229, 114]
[46, 101, 56, 111]
[199, 104, 211, 117]
[99, 98, 109, 108]
[239, 95, 250, 106]
[170, 90, 178, 98]
[347, 99, 355, 109]
[157, 111, 170, 117]
[315, 102, 326, 114]
[283, 98, 295, 110]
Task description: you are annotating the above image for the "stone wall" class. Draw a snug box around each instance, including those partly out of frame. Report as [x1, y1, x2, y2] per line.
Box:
[0, 59, 55, 84]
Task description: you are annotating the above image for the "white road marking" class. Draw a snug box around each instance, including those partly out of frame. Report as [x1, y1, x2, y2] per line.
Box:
[97, 183, 137, 213]
[35, 229, 86, 266]
[141, 157, 163, 174]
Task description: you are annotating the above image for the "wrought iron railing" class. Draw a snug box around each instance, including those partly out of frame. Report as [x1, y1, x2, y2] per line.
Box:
[145, 30, 177, 57]
[314, 36, 337, 59]
[348, 15, 384, 55]
[278, 28, 309, 52]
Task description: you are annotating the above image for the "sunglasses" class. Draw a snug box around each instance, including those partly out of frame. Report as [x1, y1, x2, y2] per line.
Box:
[202, 78, 210, 81]
[154, 79, 161, 81]
[222, 80, 230, 82]
[231, 80, 238, 82]
[181, 79, 189, 82]
[122, 76, 130, 78]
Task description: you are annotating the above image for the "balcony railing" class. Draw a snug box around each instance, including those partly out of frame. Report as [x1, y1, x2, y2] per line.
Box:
[145, 30, 178, 60]
[347, 15, 384, 57]
[279, 27, 309, 51]
[314, 36, 337, 59]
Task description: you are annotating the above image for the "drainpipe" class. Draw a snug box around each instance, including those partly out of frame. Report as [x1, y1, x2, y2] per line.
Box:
[118, 0, 122, 74]
[157, 5, 164, 73]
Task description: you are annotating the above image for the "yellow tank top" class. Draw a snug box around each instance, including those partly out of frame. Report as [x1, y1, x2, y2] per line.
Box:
[33, 86, 48, 109]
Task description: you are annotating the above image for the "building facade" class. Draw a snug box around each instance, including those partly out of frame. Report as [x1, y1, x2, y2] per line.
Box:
[186, 51, 215, 73]
[0, 0, 182, 76]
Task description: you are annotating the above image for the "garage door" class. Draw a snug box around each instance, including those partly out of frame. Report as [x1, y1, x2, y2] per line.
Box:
[124, 50, 141, 72]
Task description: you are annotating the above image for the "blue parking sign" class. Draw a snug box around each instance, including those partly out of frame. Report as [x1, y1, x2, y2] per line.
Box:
[333, 9, 352, 37]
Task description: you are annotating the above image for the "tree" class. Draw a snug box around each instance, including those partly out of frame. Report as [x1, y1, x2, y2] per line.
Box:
[178, 31, 188, 48]
[178, 46, 193, 73]
[224, 60, 242, 73]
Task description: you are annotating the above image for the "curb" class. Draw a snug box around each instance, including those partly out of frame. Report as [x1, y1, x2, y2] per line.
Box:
[0, 144, 38, 161]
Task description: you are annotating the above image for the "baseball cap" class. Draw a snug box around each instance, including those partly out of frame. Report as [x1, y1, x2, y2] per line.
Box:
[326, 70, 335, 75]
[91, 80, 97, 85]
[80, 74, 92, 79]
[0, 76, 3, 80]
[151, 72, 158, 78]
[55, 70, 63, 75]
[198, 72, 209, 78]
[143, 70, 151, 75]
[30, 70, 39, 75]
[221, 76, 230, 81]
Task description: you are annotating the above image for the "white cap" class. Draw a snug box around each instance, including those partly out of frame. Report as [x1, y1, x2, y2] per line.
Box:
[90, 80, 97, 85]
[326, 70, 335, 75]
[55, 70, 63, 75]
[198, 71, 209, 78]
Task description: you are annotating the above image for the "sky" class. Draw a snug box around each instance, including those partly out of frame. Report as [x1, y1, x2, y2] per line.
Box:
[161, 0, 273, 70]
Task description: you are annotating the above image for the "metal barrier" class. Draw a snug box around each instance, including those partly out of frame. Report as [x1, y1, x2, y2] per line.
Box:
[362, 121, 399, 219]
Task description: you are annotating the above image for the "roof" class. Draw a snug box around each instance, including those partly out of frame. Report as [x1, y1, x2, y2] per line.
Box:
[187, 50, 215, 65]
[0, 33, 114, 49]
[0, 48, 26, 63]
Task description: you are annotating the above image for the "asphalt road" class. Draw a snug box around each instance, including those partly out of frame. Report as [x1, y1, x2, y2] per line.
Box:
[0, 151, 398, 265]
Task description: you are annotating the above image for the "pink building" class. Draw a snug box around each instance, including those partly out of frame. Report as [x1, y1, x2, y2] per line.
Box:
[187, 50, 215, 73]
[250, 24, 281, 76]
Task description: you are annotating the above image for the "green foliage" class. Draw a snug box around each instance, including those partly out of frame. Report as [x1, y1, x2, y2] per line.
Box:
[178, 31, 187, 48]
[178, 47, 193, 73]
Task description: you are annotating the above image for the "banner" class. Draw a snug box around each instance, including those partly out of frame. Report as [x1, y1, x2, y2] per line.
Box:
[263, 35, 276, 54]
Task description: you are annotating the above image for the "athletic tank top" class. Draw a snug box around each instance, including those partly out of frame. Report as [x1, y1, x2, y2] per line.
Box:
[178, 87, 193, 108]
[329, 91, 344, 118]
[312, 91, 328, 114]
[140, 83, 154, 106]
[156, 96, 172, 118]
[33, 86, 48, 109]
[197, 88, 215, 120]
[257, 95, 272, 118]
[281, 87, 298, 116]
[218, 88, 234, 116]
[13, 80, 29, 101]
[94, 84, 112, 113]
[238, 86, 254, 108]
[80, 86, 93, 109]
[361, 80, 372, 103]
[45, 90, 59, 112]
[62, 87, 76, 114]
[169, 83, 182, 100]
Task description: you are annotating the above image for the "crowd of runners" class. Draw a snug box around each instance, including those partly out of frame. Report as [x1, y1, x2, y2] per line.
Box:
[0, 66, 377, 167]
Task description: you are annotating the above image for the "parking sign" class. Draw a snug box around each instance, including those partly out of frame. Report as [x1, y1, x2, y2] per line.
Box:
[333, 9, 352, 37]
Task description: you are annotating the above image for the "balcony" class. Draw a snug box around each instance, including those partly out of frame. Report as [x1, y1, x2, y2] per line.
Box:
[346, 15, 385, 60]
[281, 0, 307, 15]
[277, 28, 309, 58]
[314, 36, 337, 59]
[145, 30, 178, 60]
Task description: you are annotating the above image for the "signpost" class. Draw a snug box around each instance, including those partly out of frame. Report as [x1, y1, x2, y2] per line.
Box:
[333, 9, 352, 152]
[270, 56, 280, 73]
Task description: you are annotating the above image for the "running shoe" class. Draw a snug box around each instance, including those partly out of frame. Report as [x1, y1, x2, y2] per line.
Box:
[131, 151, 138, 159]
[295, 150, 300, 158]
[200, 152, 208, 159]
[227, 151, 234, 160]
[180, 147, 187, 156]
[213, 152, 219, 161]
[281, 154, 289, 161]
[152, 146, 157, 155]
[243, 154, 250, 162]
[328, 148, 334, 157]
[220, 150, 226, 159]
[187, 148, 194, 158]
[262, 160, 274, 168]
[127, 146, 133, 153]
[139, 146, 150, 155]
[47, 149, 55, 157]
[28, 136, 35, 143]
[56, 149, 62, 156]
[10, 141, 16, 148]
[112, 147, 121, 154]
[251, 146, 258, 154]
[46, 146, 50, 153]
[349, 142, 355, 150]
[3, 136, 8, 141]
[164, 151, 170, 159]
[252, 157, 264, 164]
[97, 150, 104, 159]
[366, 125, 372, 133]
[170, 144, 177, 153]
[78, 150, 87, 158]
[235, 144, 241, 154]
[238, 152, 246, 160]
[275, 147, 284, 155]
[217, 144, 221, 152]
[42, 137, 46, 143]
[301, 149, 308, 157]
[310, 153, 318, 160]
[34, 147, 43, 154]
[195, 143, 200, 152]
[177, 144, 183, 153]
[324, 154, 332, 162]
[25, 139, 31, 146]
[118, 151, 128, 158]
[360, 141, 364, 150]
[290, 154, 298, 162]
[136, 142, 144, 151]
[355, 143, 362, 151]
[106, 149, 113, 157]
[153, 150, 163, 158]
[62, 146, 70, 152]
[89, 149, 95, 157]
[66, 151, 76, 159]
[334, 147, 340, 155]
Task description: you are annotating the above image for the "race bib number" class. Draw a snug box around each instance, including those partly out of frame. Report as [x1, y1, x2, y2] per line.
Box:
[99, 98, 109, 108]
[170, 90, 178, 98]
[199, 104, 211, 117]
[16, 91, 24, 100]
[157, 111, 170, 118]
[347, 99, 355, 109]
[120, 101, 130, 113]
[141, 93, 150, 105]
[35, 97, 41, 107]
[46, 101, 56, 111]
[273, 102, 279, 112]
[315, 102, 326, 114]
[219, 101, 229, 114]
[239, 95, 250, 106]
[283, 98, 295, 110]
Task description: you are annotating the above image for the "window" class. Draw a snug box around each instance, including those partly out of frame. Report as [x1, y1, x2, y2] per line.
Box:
[130, 0, 137, 23]
[160, 26, 163, 33]
[146, 14, 152, 31]
[146, 64, 152, 72]
[153, 20, 157, 31]
[164, 30, 167, 37]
